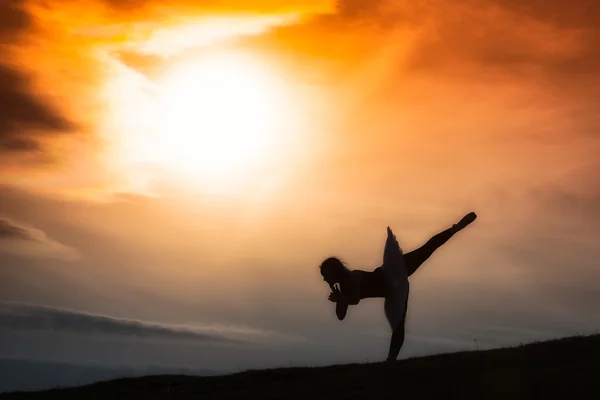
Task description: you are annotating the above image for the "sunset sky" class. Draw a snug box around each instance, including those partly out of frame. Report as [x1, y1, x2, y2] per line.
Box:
[1, 0, 599, 374]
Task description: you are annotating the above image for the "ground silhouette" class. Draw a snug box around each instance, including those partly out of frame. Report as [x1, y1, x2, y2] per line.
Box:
[3, 334, 599, 399]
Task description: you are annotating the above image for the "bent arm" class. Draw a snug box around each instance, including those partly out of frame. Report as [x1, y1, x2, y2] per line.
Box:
[336, 299, 348, 320]
[332, 287, 359, 320]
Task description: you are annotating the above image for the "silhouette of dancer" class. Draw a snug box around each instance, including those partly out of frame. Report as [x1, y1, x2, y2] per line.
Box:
[320, 212, 477, 362]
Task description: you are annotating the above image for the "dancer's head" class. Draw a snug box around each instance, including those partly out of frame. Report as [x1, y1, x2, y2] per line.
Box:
[319, 257, 349, 286]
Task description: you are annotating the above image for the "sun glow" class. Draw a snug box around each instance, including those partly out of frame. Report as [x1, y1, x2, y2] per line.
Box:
[151, 52, 284, 182]
[104, 49, 296, 192]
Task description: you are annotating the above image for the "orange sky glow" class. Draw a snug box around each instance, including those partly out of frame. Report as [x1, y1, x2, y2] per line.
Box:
[1, 0, 599, 373]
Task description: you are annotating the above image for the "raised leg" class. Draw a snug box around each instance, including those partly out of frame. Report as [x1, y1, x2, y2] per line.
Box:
[404, 212, 477, 277]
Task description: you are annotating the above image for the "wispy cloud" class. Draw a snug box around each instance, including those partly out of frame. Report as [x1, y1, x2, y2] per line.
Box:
[0, 302, 305, 346]
[0, 219, 36, 241]
[0, 218, 79, 260]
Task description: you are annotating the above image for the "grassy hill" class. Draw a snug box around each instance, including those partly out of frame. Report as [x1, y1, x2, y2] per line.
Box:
[4, 334, 600, 399]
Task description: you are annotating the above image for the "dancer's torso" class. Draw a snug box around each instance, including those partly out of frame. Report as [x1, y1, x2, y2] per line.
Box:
[341, 249, 416, 303]
[345, 267, 387, 301]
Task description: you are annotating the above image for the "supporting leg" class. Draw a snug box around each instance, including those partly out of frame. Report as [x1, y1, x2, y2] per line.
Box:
[386, 320, 406, 362]
[385, 286, 409, 362]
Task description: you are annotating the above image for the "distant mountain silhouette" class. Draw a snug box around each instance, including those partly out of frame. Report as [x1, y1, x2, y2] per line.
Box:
[0, 358, 220, 393]
[4, 334, 600, 399]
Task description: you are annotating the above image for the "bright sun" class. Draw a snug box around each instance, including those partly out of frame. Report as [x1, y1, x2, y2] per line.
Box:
[149, 51, 286, 184]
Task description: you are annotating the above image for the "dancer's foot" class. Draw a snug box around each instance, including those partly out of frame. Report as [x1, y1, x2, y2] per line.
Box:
[454, 212, 477, 231]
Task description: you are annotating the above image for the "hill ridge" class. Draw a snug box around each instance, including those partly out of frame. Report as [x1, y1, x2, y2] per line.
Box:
[4, 334, 600, 399]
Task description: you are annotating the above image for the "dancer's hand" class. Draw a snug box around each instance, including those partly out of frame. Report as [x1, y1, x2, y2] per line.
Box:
[328, 286, 341, 302]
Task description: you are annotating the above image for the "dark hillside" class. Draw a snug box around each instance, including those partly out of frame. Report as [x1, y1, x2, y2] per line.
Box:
[4, 334, 600, 399]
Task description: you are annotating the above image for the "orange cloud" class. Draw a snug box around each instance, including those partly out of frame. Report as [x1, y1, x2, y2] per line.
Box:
[0, 0, 336, 192]
[1, 0, 598, 199]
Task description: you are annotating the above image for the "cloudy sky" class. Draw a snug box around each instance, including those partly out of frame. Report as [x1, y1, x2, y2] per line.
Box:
[1, 0, 599, 373]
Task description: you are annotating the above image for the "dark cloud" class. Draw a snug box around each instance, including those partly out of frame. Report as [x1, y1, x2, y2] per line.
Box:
[414, 17, 599, 82]
[250, 0, 600, 100]
[333, 0, 600, 29]
[0, 65, 75, 157]
[336, 0, 381, 18]
[0, 1, 75, 161]
[0, 217, 80, 259]
[0, 219, 37, 241]
[326, 0, 600, 78]
[0, 1, 31, 41]
[0, 302, 243, 344]
[490, 0, 600, 29]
